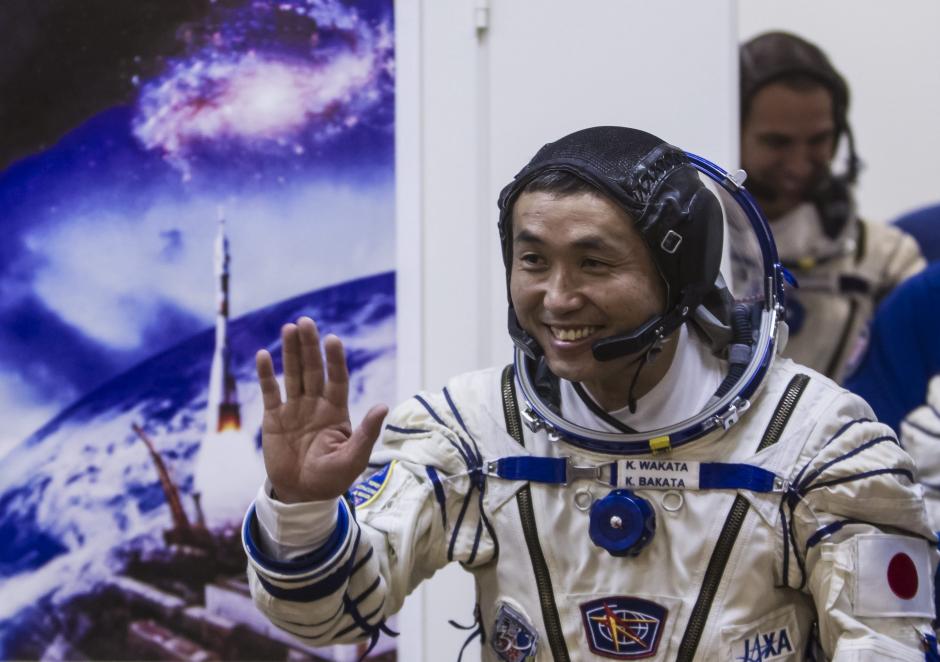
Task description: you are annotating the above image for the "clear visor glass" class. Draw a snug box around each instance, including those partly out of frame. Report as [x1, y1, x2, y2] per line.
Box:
[515, 158, 782, 451]
[705, 173, 770, 309]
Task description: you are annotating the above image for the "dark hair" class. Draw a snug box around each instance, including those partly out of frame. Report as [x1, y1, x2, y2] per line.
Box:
[742, 72, 835, 124]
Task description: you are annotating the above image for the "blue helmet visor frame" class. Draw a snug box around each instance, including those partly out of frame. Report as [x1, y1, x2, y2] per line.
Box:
[513, 152, 791, 455]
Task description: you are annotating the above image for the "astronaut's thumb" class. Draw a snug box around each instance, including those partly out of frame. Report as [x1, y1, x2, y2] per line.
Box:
[349, 404, 389, 464]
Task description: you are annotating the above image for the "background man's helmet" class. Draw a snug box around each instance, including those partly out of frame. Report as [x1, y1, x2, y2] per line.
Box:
[497, 126, 724, 361]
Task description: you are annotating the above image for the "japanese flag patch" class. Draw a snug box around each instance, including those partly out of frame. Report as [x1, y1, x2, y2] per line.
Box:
[853, 533, 934, 618]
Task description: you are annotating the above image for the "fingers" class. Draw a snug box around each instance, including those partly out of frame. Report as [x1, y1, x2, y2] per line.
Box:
[278, 318, 349, 407]
[347, 404, 389, 467]
[255, 349, 283, 411]
[297, 317, 325, 398]
[281, 322, 303, 399]
[323, 334, 350, 409]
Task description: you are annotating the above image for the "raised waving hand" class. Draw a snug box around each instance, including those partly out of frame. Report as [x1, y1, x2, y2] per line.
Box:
[256, 316, 388, 503]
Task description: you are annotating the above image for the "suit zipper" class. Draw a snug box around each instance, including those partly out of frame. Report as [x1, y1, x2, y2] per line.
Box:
[501, 366, 570, 662]
[676, 373, 809, 661]
[824, 298, 859, 380]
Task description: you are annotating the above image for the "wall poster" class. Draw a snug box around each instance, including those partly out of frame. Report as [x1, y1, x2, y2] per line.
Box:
[0, 1, 397, 659]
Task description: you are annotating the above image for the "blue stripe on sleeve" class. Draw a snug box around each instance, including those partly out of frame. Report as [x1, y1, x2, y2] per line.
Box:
[414, 395, 482, 469]
[334, 597, 387, 638]
[903, 419, 940, 440]
[796, 436, 898, 491]
[243, 500, 350, 578]
[821, 418, 873, 448]
[803, 467, 915, 493]
[443, 388, 484, 467]
[349, 576, 382, 606]
[256, 527, 363, 603]
[792, 418, 874, 486]
[385, 424, 430, 435]
[448, 488, 474, 562]
[467, 520, 483, 566]
[414, 394, 448, 426]
[276, 601, 349, 641]
[350, 546, 374, 575]
[277, 600, 344, 630]
[426, 466, 448, 530]
[413, 394, 476, 467]
[804, 519, 857, 550]
[443, 387, 474, 441]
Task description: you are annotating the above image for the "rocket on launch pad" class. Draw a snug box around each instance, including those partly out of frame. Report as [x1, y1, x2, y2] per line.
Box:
[207, 208, 241, 433]
[196, 208, 265, 526]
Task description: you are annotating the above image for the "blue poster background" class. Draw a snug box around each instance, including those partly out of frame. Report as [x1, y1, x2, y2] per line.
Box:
[0, 2, 397, 659]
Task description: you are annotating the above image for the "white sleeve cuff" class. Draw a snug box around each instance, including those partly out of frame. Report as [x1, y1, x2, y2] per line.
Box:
[252, 480, 340, 560]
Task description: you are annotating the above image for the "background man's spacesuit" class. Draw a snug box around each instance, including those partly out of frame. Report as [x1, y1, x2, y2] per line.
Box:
[243, 127, 937, 660]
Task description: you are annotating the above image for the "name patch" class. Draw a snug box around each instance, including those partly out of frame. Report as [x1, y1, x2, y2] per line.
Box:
[349, 462, 395, 508]
[580, 596, 667, 659]
[616, 459, 698, 490]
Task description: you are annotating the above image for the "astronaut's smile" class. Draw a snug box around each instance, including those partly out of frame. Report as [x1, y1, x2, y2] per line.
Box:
[548, 325, 599, 342]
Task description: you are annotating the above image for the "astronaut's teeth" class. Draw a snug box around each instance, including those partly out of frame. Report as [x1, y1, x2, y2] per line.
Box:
[552, 327, 596, 341]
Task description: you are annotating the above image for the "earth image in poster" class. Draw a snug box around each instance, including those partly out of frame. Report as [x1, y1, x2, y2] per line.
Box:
[0, 274, 397, 661]
[0, 0, 398, 659]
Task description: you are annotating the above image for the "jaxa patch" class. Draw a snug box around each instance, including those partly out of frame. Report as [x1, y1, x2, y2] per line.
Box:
[732, 627, 795, 662]
[580, 596, 667, 659]
[721, 605, 800, 662]
[349, 462, 395, 508]
[491, 601, 538, 662]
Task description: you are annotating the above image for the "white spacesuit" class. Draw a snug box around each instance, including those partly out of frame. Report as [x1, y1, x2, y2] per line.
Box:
[243, 127, 938, 661]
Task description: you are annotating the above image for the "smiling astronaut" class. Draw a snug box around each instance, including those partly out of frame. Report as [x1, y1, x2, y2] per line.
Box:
[243, 126, 938, 661]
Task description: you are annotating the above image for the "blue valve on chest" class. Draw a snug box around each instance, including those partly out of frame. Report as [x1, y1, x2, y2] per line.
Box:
[589, 489, 656, 557]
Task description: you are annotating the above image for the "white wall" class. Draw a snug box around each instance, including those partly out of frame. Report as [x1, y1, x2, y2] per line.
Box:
[396, 1, 739, 660]
[738, 0, 940, 223]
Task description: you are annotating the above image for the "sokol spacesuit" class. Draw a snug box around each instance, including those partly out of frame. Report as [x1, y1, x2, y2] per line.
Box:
[243, 127, 937, 661]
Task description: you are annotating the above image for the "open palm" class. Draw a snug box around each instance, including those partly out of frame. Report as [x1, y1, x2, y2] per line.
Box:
[256, 316, 388, 503]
